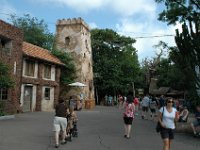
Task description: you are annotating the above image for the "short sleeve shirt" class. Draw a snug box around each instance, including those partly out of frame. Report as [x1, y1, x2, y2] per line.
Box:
[141, 96, 150, 107]
[124, 103, 135, 118]
[159, 107, 177, 129]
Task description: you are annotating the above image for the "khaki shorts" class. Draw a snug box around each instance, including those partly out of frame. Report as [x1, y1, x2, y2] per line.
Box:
[53, 116, 67, 132]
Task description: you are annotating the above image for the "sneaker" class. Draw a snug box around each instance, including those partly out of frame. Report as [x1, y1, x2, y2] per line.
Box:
[55, 144, 59, 148]
[193, 133, 198, 137]
[61, 141, 67, 145]
[65, 136, 72, 141]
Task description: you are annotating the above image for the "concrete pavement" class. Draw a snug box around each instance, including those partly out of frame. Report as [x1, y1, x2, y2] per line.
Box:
[0, 106, 199, 150]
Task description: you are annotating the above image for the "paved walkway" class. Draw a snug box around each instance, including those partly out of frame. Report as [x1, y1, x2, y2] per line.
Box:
[0, 106, 199, 150]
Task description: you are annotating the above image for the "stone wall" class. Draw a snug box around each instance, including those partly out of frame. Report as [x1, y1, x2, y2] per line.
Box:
[55, 18, 95, 102]
[0, 20, 23, 114]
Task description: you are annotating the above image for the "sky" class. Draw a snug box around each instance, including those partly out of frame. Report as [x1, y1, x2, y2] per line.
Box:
[0, 0, 181, 61]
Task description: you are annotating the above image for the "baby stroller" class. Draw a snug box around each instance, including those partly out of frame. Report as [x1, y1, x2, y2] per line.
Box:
[66, 113, 78, 141]
[72, 121, 78, 137]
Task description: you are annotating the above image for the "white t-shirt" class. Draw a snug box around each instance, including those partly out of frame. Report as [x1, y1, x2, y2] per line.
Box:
[159, 107, 177, 129]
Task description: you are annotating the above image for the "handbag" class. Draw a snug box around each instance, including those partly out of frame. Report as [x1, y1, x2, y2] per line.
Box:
[156, 107, 164, 133]
[156, 122, 162, 132]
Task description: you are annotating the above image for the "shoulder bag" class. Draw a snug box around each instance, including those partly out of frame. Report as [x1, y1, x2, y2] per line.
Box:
[156, 107, 164, 133]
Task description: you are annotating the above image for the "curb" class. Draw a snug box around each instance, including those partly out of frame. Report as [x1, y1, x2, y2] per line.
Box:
[0, 115, 15, 120]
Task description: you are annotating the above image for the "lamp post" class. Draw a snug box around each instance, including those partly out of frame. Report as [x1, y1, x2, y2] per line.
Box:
[132, 82, 135, 98]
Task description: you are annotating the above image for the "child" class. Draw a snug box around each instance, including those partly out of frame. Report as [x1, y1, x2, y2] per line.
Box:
[66, 107, 78, 141]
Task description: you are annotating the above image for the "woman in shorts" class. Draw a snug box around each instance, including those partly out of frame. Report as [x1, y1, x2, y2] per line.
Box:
[123, 92, 135, 139]
[158, 97, 179, 150]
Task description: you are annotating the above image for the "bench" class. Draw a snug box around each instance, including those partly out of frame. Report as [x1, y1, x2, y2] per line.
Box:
[176, 114, 200, 133]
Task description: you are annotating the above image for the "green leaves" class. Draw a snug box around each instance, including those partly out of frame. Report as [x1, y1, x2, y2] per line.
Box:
[0, 61, 14, 88]
[155, 0, 200, 24]
[9, 14, 54, 50]
[51, 49, 76, 84]
[91, 29, 139, 95]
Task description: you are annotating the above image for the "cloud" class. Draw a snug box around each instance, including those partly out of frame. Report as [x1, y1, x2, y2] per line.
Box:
[32, 0, 173, 61]
[31, 0, 156, 17]
[116, 19, 177, 61]
[88, 22, 98, 29]
[111, 0, 156, 17]
[31, 0, 106, 12]
[0, 0, 17, 21]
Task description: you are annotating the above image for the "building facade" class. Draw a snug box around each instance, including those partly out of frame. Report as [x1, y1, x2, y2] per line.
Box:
[0, 19, 64, 113]
[21, 42, 64, 112]
[0, 20, 23, 114]
[54, 18, 95, 102]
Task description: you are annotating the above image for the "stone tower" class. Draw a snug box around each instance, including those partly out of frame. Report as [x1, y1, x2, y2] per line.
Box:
[54, 18, 94, 102]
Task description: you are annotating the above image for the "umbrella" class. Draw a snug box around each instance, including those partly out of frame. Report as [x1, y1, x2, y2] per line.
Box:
[68, 82, 87, 87]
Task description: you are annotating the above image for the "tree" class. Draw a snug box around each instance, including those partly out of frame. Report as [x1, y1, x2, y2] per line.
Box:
[0, 61, 14, 88]
[51, 49, 76, 84]
[156, 58, 186, 90]
[9, 14, 54, 50]
[155, 0, 200, 25]
[155, 0, 200, 104]
[91, 29, 140, 99]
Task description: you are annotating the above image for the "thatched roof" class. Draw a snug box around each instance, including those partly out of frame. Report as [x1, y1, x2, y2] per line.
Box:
[150, 87, 184, 96]
[150, 87, 170, 95]
[166, 89, 184, 96]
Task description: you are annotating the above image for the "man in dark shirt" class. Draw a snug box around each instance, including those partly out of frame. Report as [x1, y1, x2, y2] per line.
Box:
[53, 99, 67, 148]
[159, 95, 165, 109]
[191, 105, 200, 137]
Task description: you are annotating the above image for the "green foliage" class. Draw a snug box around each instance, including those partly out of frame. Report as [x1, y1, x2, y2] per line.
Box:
[0, 61, 14, 88]
[0, 101, 6, 116]
[51, 49, 76, 84]
[9, 14, 54, 50]
[156, 58, 186, 90]
[169, 24, 200, 97]
[155, 0, 200, 25]
[91, 29, 140, 96]
[155, 0, 200, 107]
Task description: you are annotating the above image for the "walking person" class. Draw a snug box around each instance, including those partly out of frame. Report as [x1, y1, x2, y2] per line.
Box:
[53, 99, 68, 148]
[123, 92, 135, 139]
[141, 94, 150, 119]
[149, 96, 157, 120]
[133, 96, 139, 116]
[118, 94, 124, 109]
[158, 97, 179, 150]
[159, 95, 165, 109]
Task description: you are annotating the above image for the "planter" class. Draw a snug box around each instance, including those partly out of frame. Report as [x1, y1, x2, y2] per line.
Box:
[0, 115, 15, 120]
[85, 99, 95, 109]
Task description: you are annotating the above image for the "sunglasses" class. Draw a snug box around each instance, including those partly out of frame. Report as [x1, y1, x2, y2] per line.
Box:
[167, 101, 173, 103]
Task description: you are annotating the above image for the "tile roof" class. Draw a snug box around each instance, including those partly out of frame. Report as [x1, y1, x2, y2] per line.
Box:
[22, 42, 65, 66]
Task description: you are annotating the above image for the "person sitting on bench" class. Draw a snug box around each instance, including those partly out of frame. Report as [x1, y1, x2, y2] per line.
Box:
[178, 106, 189, 122]
[191, 105, 200, 137]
